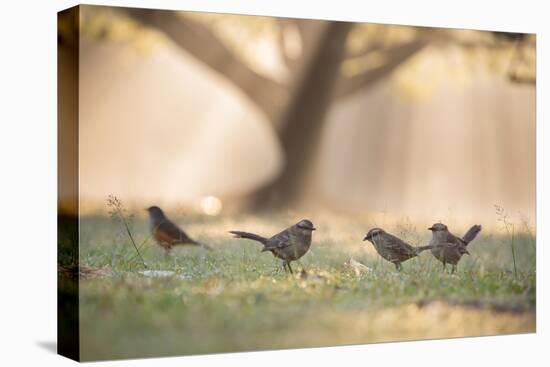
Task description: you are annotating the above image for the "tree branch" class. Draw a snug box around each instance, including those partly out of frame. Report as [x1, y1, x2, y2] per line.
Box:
[276, 18, 303, 71]
[334, 40, 427, 99]
[125, 8, 289, 121]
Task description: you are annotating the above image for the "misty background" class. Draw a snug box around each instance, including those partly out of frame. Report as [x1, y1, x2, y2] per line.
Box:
[59, 6, 536, 228]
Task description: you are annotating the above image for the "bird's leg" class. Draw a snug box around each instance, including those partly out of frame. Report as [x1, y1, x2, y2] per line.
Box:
[282, 261, 288, 274]
[287, 261, 294, 275]
[395, 262, 402, 272]
[442, 262, 447, 272]
[451, 265, 457, 274]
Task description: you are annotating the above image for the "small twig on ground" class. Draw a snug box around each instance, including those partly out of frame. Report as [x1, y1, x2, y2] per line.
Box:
[495, 204, 518, 280]
[107, 195, 148, 269]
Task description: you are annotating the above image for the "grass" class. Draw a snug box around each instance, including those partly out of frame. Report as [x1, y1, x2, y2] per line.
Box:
[73, 211, 536, 361]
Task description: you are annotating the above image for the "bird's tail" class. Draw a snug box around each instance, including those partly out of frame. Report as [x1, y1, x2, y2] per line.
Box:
[229, 231, 268, 245]
[415, 245, 433, 254]
[462, 225, 482, 245]
[181, 238, 212, 250]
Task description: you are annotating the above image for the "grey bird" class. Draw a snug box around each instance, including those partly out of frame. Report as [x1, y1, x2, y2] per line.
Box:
[363, 228, 432, 271]
[229, 219, 316, 274]
[146, 206, 210, 253]
[428, 223, 482, 273]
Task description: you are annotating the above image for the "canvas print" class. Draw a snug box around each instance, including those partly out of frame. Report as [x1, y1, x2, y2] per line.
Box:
[58, 5, 536, 362]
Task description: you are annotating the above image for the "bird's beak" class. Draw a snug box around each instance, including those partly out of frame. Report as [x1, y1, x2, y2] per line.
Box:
[311, 227, 316, 231]
[363, 235, 370, 241]
[428, 227, 434, 231]
[465, 250, 470, 255]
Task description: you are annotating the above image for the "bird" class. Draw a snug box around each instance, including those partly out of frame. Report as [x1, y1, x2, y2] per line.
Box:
[229, 219, 316, 274]
[363, 228, 432, 271]
[428, 223, 482, 273]
[146, 206, 210, 253]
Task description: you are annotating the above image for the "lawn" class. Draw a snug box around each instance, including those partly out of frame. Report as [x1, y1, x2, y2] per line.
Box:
[71, 211, 536, 361]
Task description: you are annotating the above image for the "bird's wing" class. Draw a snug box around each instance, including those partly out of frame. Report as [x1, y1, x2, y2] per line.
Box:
[264, 229, 291, 250]
[157, 219, 194, 243]
[444, 232, 466, 246]
[384, 234, 416, 255]
[437, 241, 466, 254]
[445, 233, 468, 248]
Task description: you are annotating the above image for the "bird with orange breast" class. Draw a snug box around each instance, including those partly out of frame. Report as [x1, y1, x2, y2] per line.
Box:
[146, 206, 210, 253]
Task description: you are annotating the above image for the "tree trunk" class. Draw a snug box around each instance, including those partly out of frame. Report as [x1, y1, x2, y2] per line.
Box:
[250, 21, 353, 211]
[122, 11, 426, 212]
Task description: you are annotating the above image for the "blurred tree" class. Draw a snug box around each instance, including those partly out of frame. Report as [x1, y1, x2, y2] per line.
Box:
[251, 20, 352, 208]
[84, 7, 534, 211]
[123, 8, 429, 210]
[492, 32, 535, 84]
